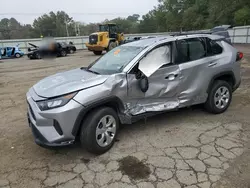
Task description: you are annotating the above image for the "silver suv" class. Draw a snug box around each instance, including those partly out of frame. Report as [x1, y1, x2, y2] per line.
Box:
[27, 34, 242, 154]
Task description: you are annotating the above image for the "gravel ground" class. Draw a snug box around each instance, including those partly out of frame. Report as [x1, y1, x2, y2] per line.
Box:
[0, 46, 250, 188]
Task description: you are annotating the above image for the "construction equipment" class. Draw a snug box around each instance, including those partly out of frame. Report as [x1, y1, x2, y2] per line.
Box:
[85, 23, 125, 55]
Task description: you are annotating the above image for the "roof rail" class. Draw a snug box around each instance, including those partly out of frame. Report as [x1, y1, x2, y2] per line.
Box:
[170, 31, 212, 36]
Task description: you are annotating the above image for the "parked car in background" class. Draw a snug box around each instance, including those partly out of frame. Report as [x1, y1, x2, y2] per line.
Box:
[27, 34, 242, 154]
[27, 42, 68, 59]
[0, 45, 24, 59]
[60, 42, 77, 54]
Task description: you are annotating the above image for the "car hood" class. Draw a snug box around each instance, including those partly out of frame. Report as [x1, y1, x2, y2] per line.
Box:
[33, 68, 109, 98]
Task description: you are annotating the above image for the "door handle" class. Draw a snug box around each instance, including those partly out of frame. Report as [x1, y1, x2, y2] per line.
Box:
[165, 74, 178, 80]
[208, 62, 217, 67]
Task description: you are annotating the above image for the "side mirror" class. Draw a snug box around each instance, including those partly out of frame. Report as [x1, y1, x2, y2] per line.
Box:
[139, 75, 149, 93]
[28, 48, 31, 52]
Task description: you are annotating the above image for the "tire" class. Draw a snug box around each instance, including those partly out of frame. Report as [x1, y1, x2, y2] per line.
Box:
[15, 53, 21, 58]
[61, 50, 67, 57]
[80, 107, 119, 155]
[70, 49, 74, 54]
[107, 41, 117, 51]
[93, 51, 102, 55]
[204, 80, 232, 114]
[35, 53, 41, 59]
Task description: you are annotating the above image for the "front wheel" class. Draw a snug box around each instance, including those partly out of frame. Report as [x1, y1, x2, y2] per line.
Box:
[204, 80, 232, 114]
[107, 41, 117, 51]
[60, 50, 67, 57]
[93, 51, 102, 55]
[80, 107, 119, 155]
[35, 53, 41, 59]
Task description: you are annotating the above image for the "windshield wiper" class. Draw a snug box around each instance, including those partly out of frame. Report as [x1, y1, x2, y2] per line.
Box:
[81, 67, 100, 74]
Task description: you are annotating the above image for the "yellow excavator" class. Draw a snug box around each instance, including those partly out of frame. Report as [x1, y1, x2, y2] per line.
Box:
[85, 23, 125, 55]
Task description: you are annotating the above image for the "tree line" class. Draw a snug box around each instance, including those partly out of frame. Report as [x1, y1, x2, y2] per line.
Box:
[1, 0, 250, 40]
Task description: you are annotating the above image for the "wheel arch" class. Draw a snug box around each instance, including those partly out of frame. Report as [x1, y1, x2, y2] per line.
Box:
[72, 96, 125, 137]
[207, 71, 236, 93]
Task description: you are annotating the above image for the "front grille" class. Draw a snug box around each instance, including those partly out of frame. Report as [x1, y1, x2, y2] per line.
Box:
[89, 34, 98, 44]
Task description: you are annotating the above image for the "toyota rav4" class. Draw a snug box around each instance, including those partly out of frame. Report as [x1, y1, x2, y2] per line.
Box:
[26, 34, 242, 154]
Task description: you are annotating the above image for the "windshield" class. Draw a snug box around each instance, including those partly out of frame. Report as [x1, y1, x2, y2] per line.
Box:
[88, 46, 143, 75]
[99, 25, 109, 32]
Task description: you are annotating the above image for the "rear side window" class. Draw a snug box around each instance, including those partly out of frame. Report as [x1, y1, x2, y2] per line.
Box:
[176, 40, 189, 63]
[188, 38, 206, 61]
[176, 38, 206, 63]
[206, 38, 223, 56]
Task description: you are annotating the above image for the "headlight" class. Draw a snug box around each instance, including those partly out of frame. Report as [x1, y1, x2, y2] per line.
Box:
[37, 92, 77, 111]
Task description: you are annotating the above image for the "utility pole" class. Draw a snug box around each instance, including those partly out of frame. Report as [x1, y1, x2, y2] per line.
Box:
[75, 22, 77, 36]
[78, 24, 80, 36]
[65, 17, 69, 37]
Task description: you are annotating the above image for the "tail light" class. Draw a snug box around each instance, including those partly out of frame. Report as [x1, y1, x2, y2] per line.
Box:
[236, 52, 243, 61]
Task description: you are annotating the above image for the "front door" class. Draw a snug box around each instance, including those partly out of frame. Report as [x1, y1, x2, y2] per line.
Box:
[126, 42, 181, 115]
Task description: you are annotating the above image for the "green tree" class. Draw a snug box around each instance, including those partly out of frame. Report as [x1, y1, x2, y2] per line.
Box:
[33, 11, 73, 37]
[234, 6, 250, 26]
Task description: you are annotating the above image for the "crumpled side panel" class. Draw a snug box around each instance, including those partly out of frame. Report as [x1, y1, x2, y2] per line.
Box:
[74, 73, 128, 107]
[125, 64, 181, 116]
[125, 99, 179, 116]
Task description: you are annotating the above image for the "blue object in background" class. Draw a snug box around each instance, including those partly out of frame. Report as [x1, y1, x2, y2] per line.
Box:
[0, 44, 24, 59]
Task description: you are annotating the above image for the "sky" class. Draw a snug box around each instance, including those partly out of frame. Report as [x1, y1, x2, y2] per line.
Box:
[0, 0, 159, 24]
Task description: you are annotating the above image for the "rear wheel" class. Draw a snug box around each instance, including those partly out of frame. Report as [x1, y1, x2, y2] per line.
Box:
[15, 53, 21, 58]
[80, 107, 119, 155]
[93, 51, 102, 55]
[204, 80, 232, 114]
[107, 41, 117, 51]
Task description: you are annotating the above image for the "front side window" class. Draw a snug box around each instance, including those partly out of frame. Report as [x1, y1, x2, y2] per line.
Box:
[139, 44, 171, 77]
[88, 46, 143, 75]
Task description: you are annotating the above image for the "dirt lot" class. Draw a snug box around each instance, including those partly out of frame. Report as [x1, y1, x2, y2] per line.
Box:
[0, 46, 250, 188]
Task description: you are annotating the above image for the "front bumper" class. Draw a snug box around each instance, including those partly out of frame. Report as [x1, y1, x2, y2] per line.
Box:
[85, 43, 105, 51]
[27, 113, 74, 147]
[26, 88, 84, 147]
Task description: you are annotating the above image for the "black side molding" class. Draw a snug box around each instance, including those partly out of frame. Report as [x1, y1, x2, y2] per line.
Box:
[207, 71, 236, 92]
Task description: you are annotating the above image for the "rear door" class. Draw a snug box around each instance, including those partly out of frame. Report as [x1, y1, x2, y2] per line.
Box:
[176, 37, 220, 106]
